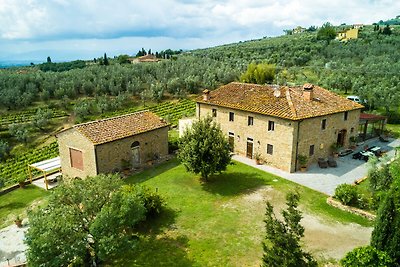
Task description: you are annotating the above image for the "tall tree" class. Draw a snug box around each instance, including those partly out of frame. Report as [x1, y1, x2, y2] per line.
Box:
[103, 53, 109, 66]
[262, 191, 317, 267]
[178, 116, 231, 181]
[25, 174, 162, 266]
[371, 176, 400, 264]
[241, 63, 276, 84]
[46, 56, 52, 63]
[317, 22, 336, 42]
[31, 108, 52, 131]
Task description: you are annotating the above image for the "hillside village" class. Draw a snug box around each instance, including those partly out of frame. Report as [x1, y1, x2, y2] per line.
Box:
[1, 17, 400, 267]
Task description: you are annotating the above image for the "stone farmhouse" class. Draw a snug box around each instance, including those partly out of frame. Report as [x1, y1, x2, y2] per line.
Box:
[196, 82, 364, 172]
[57, 111, 169, 178]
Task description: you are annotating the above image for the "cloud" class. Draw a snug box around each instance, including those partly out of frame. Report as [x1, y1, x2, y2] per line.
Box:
[0, 0, 399, 60]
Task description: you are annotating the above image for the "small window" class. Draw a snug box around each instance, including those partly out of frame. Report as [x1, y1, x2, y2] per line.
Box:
[70, 148, 84, 171]
[309, 145, 315, 156]
[267, 144, 273, 155]
[268, 121, 275, 131]
[248, 116, 254, 126]
[212, 109, 217, 117]
[229, 112, 234, 122]
[351, 127, 354, 133]
[344, 111, 348, 121]
[321, 119, 326, 130]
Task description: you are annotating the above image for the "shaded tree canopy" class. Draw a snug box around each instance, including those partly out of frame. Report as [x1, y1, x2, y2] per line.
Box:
[178, 116, 231, 181]
[25, 174, 164, 266]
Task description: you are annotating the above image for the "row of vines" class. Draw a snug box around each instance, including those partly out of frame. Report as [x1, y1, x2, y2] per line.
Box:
[0, 142, 59, 188]
[0, 108, 68, 129]
[103, 99, 196, 126]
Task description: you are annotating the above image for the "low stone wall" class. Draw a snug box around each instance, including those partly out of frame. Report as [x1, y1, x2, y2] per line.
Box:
[326, 196, 376, 221]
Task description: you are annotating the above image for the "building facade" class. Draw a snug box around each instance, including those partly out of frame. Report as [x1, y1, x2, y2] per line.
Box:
[57, 111, 169, 178]
[197, 82, 363, 172]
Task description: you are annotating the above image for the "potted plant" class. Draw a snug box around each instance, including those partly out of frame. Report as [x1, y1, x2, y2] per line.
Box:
[349, 136, 357, 149]
[297, 154, 308, 171]
[330, 143, 341, 158]
[14, 216, 23, 228]
[17, 176, 26, 188]
[254, 152, 262, 165]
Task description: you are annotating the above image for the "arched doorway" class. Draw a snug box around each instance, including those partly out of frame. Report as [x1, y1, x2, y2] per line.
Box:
[131, 141, 140, 167]
[337, 129, 347, 147]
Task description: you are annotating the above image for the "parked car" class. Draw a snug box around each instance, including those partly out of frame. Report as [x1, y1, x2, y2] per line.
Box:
[346, 95, 362, 103]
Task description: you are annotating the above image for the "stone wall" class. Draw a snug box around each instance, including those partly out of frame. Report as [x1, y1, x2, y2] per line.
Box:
[57, 129, 97, 178]
[95, 126, 169, 173]
[296, 109, 360, 168]
[197, 103, 296, 172]
[197, 103, 360, 172]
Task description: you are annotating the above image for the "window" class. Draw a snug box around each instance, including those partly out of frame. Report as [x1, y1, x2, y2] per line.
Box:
[267, 144, 273, 155]
[351, 127, 354, 133]
[212, 109, 217, 117]
[309, 145, 315, 156]
[344, 111, 348, 121]
[321, 119, 326, 130]
[69, 148, 83, 171]
[229, 112, 234, 122]
[248, 116, 254, 126]
[268, 120, 275, 131]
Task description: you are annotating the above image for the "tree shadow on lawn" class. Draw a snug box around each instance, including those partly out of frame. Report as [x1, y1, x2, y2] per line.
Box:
[201, 171, 269, 196]
[112, 234, 194, 267]
[136, 207, 179, 236]
[125, 158, 180, 184]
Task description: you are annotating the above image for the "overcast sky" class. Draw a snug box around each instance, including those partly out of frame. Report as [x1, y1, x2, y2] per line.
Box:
[0, 0, 398, 62]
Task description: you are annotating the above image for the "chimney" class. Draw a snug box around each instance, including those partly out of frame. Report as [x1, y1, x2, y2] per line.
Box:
[203, 89, 210, 101]
[303, 83, 314, 101]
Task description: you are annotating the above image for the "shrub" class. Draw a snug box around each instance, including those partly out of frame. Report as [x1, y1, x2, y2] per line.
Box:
[334, 184, 359, 206]
[340, 246, 393, 267]
[123, 185, 166, 217]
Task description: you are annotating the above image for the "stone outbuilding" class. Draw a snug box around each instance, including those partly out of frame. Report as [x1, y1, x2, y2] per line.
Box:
[197, 82, 364, 172]
[57, 111, 169, 179]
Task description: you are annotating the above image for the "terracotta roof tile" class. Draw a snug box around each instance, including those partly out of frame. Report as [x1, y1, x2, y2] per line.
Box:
[74, 111, 168, 145]
[197, 82, 363, 120]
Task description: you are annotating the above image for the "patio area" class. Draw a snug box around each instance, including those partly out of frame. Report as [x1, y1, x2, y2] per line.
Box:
[31, 172, 62, 190]
[234, 137, 400, 196]
[29, 157, 61, 190]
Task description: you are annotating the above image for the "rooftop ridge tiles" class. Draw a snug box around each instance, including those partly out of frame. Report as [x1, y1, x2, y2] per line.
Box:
[74, 110, 150, 129]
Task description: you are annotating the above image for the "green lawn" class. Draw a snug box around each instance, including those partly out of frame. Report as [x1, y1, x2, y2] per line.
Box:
[112, 159, 371, 266]
[387, 123, 400, 138]
[0, 185, 49, 228]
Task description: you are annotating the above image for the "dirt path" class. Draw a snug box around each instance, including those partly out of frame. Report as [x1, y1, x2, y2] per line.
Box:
[302, 213, 372, 261]
[238, 186, 372, 264]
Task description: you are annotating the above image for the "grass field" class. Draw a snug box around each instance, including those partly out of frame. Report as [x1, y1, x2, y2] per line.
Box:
[0, 185, 48, 228]
[111, 159, 371, 266]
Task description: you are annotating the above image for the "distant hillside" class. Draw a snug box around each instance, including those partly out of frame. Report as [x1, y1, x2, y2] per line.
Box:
[377, 15, 400, 25]
[189, 24, 400, 120]
[0, 23, 399, 122]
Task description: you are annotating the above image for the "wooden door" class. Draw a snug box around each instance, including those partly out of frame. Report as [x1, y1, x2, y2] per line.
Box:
[228, 136, 234, 152]
[246, 141, 253, 159]
[132, 146, 140, 166]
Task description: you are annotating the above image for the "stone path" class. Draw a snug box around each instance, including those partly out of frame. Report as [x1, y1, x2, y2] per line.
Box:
[233, 137, 400, 196]
[0, 220, 28, 267]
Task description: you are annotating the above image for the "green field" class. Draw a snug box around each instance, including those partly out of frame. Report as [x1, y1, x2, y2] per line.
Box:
[0, 185, 49, 228]
[111, 159, 371, 266]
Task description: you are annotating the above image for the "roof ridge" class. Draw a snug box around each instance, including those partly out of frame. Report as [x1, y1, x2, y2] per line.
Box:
[285, 88, 297, 118]
[74, 110, 150, 128]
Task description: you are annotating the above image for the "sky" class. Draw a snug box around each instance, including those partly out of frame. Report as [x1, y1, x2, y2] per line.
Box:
[0, 0, 399, 62]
